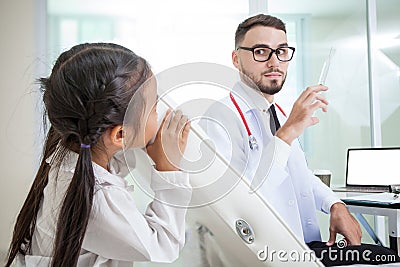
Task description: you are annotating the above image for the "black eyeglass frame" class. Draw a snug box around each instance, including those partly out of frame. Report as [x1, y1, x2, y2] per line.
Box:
[236, 46, 296, 62]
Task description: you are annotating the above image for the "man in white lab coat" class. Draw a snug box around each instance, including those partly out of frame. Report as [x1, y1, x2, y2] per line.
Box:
[200, 14, 400, 266]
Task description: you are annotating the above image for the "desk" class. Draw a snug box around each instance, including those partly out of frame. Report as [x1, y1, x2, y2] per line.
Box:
[337, 192, 400, 256]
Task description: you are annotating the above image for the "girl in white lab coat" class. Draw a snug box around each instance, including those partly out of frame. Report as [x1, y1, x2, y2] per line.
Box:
[6, 43, 192, 267]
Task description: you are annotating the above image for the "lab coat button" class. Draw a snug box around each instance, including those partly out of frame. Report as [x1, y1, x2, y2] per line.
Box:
[307, 219, 312, 225]
[288, 199, 294, 206]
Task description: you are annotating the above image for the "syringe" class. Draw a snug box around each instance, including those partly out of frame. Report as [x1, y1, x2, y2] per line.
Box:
[318, 47, 335, 85]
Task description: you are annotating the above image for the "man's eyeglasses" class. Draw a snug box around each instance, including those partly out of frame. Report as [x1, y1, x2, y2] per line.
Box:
[236, 46, 295, 62]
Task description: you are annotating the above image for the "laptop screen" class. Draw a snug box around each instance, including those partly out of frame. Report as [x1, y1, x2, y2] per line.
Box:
[346, 148, 400, 186]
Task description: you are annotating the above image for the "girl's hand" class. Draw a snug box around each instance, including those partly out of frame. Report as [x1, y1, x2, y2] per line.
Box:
[146, 109, 191, 171]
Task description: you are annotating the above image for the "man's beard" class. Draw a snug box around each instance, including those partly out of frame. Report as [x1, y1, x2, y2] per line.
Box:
[241, 68, 286, 95]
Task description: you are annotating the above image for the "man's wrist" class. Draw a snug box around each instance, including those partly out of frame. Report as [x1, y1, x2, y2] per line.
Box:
[276, 126, 296, 145]
[330, 202, 346, 213]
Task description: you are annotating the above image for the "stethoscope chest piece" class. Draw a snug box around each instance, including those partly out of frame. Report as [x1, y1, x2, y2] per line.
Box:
[248, 135, 258, 150]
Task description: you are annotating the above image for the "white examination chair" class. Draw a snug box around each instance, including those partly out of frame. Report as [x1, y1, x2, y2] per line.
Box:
[182, 127, 324, 267]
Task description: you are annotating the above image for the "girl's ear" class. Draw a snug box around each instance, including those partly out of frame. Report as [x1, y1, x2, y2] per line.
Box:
[109, 125, 125, 148]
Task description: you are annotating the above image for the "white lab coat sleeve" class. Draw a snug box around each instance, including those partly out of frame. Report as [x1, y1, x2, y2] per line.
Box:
[310, 171, 342, 214]
[82, 169, 192, 263]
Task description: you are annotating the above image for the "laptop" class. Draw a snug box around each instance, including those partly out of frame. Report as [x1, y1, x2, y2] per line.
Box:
[333, 147, 400, 193]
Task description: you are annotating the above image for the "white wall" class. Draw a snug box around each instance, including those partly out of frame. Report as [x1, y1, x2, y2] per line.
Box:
[0, 0, 36, 263]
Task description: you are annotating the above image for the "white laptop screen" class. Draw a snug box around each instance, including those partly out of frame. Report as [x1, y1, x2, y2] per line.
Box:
[346, 148, 400, 186]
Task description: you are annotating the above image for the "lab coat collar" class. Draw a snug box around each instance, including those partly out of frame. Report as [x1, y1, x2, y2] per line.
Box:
[45, 145, 128, 187]
[233, 81, 274, 114]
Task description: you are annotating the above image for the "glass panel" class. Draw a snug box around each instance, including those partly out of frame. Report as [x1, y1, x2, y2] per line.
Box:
[268, 0, 371, 187]
[375, 0, 400, 147]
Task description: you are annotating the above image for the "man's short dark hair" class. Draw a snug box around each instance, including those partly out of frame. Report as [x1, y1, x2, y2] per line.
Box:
[235, 14, 286, 49]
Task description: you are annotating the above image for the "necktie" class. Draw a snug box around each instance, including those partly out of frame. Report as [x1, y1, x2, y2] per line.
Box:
[268, 104, 281, 135]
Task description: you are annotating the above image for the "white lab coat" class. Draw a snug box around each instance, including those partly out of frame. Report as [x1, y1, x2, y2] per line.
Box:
[16, 148, 192, 267]
[200, 81, 341, 243]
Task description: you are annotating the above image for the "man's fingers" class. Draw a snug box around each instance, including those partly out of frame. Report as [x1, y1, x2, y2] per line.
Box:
[342, 225, 361, 246]
[315, 93, 329, 105]
[345, 234, 361, 246]
[326, 230, 336, 246]
[303, 90, 329, 108]
[298, 85, 328, 102]
[310, 100, 328, 113]
[349, 218, 362, 245]
[353, 218, 362, 238]
[309, 116, 320, 126]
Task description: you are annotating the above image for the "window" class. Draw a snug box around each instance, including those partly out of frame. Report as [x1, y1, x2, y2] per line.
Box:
[376, 0, 400, 147]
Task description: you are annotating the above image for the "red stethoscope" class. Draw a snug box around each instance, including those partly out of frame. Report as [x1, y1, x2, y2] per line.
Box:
[229, 92, 286, 151]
